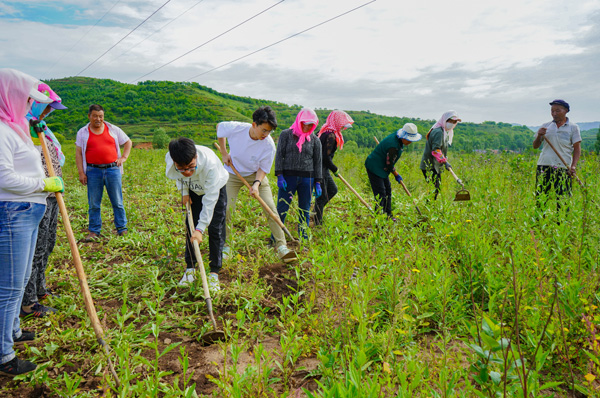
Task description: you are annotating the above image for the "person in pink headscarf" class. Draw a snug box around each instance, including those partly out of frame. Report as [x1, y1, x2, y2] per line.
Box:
[274, 108, 323, 241]
[419, 110, 461, 200]
[313, 110, 354, 225]
[0, 68, 64, 376]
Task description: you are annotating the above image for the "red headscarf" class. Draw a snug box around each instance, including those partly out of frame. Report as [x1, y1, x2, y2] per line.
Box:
[318, 110, 354, 150]
[290, 108, 319, 153]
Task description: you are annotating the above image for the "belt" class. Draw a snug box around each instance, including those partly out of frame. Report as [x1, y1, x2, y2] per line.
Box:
[87, 162, 118, 169]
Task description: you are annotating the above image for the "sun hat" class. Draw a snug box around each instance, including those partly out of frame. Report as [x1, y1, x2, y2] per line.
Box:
[549, 99, 569, 111]
[29, 86, 51, 103]
[397, 122, 422, 142]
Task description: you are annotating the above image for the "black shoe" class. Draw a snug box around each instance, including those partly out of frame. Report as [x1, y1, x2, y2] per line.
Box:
[13, 330, 35, 344]
[20, 303, 58, 318]
[38, 289, 60, 301]
[0, 357, 37, 377]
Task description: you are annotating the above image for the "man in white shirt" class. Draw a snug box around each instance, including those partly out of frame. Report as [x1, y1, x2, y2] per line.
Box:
[165, 138, 229, 289]
[217, 106, 296, 262]
[532, 99, 581, 213]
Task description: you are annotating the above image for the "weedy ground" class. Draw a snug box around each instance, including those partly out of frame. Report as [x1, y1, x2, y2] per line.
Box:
[1, 144, 599, 397]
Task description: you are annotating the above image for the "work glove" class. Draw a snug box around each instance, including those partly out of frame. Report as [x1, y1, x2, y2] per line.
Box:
[277, 175, 287, 190]
[444, 161, 452, 171]
[43, 177, 65, 193]
[394, 174, 403, 183]
[432, 149, 447, 164]
[333, 170, 340, 178]
[314, 182, 322, 198]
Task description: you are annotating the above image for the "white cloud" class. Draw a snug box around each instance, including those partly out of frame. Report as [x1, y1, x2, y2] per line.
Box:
[0, 0, 599, 124]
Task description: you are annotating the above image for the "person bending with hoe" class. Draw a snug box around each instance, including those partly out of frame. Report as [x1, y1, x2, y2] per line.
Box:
[365, 123, 421, 220]
[217, 106, 297, 263]
[532, 99, 581, 214]
[419, 110, 461, 200]
[21, 83, 67, 319]
[274, 108, 322, 241]
[166, 138, 228, 290]
[313, 110, 354, 226]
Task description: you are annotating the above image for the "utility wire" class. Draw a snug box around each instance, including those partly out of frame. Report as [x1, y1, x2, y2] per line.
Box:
[111, 0, 206, 64]
[75, 0, 173, 76]
[43, 0, 122, 77]
[185, 0, 376, 81]
[130, 0, 286, 83]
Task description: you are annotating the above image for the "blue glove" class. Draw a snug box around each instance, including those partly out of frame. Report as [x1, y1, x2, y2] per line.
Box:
[314, 182, 322, 198]
[394, 174, 403, 183]
[277, 175, 287, 190]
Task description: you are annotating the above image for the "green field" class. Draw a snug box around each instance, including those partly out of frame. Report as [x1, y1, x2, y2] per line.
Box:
[2, 144, 599, 397]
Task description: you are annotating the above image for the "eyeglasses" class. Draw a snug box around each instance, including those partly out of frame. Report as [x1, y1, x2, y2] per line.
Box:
[175, 163, 197, 173]
[260, 127, 274, 134]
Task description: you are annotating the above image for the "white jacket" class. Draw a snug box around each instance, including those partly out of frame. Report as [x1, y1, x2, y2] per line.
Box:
[165, 145, 228, 232]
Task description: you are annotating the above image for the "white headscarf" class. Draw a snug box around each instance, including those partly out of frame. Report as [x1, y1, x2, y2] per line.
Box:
[429, 110, 461, 146]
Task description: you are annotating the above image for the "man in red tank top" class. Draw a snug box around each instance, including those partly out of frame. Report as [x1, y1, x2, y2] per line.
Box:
[75, 105, 132, 241]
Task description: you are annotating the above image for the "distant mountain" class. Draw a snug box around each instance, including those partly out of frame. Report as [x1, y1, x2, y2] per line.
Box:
[44, 77, 592, 152]
[527, 121, 600, 132]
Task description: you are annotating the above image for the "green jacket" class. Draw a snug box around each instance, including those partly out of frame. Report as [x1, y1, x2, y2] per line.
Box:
[420, 127, 448, 173]
[365, 132, 404, 179]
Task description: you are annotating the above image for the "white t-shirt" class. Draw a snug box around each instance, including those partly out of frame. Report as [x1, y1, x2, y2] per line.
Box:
[216, 121, 276, 177]
[536, 119, 581, 168]
[0, 122, 47, 204]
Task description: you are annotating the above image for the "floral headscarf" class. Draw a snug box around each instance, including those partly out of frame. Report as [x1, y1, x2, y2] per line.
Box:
[317, 110, 354, 150]
[26, 83, 66, 166]
[427, 110, 461, 146]
[290, 108, 319, 153]
[0, 68, 40, 146]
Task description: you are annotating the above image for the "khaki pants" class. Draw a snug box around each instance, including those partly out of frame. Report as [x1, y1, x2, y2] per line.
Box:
[226, 173, 286, 248]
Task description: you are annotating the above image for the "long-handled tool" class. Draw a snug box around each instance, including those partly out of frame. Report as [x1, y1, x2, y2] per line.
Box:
[542, 136, 585, 188]
[446, 167, 471, 201]
[213, 142, 298, 243]
[372, 136, 423, 215]
[337, 173, 373, 212]
[185, 202, 226, 345]
[33, 121, 121, 387]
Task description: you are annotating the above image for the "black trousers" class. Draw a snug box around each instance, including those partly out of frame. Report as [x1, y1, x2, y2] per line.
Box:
[367, 168, 392, 217]
[314, 168, 338, 225]
[422, 168, 441, 200]
[185, 187, 227, 273]
[535, 165, 572, 212]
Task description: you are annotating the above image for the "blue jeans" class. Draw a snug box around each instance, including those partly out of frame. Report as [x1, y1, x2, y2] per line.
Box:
[276, 175, 314, 240]
[86, 166, 127, 234]
[0, 201, 46, 364]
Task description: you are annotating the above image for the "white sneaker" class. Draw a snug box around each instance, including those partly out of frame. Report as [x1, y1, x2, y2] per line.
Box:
[222, 245, 230, 260]
[277, 245, 297, 263]
[178, 269, 195, 286]
[208, 272, 220, 293]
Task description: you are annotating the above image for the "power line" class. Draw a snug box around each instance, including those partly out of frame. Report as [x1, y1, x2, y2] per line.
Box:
[130, 0, 286, 84]
[43, 0, 122, 77]
[111, 0, 207, 65]
[75, 0, 173, 76]
[185, 0, 376, 81]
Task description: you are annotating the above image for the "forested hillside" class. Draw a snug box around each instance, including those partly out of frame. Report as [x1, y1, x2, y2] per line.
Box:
[46, 77, 554, 152]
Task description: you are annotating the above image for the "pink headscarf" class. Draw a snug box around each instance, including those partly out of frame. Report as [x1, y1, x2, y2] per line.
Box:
[317, 110, 354, 150]
[290, 108, 319, 152]
[428, 110, 461, 146]
[0, 68, 40, 146]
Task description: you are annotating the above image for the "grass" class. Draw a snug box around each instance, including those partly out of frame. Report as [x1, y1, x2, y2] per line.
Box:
[1, 144, 599, 397]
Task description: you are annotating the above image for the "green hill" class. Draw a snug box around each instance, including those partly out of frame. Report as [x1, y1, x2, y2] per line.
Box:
[45, 77, 544, 152]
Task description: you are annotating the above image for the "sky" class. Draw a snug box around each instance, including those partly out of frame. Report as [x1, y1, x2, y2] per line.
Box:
[1, 0, 599, 126]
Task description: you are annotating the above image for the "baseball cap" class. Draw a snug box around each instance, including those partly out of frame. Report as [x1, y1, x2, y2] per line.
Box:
[549, 99, 570, 111]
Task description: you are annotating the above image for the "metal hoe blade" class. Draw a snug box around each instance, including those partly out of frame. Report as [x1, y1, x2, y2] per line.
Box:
[454, 189, 471, 201]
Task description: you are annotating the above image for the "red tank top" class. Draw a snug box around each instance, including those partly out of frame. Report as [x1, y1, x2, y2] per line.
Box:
[86, 124, 118, 165]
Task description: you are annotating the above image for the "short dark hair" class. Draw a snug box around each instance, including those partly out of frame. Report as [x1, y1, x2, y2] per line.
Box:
[169, 137, 197, 165]
[252, 106, 277, 129]
[88, 104, 104, 114]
